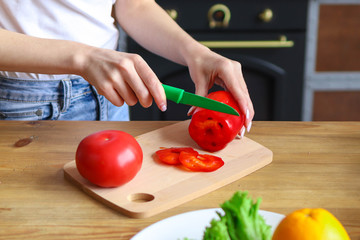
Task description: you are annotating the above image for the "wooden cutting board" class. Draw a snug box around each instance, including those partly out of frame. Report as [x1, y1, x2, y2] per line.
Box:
[63, 120, 272, 218]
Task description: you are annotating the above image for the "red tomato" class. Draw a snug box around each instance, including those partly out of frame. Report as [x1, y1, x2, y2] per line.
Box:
[188, 91, 245, 152]
[75, 130, 143, 188]
[155, 147, 198, 165]
[179, 151, 224, 172]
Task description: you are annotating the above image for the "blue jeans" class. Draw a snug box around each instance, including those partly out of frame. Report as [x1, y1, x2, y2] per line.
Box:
[0, 76, 129, 121]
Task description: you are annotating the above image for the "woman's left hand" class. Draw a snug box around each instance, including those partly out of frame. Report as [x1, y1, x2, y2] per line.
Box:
[186, 47, 254, 137]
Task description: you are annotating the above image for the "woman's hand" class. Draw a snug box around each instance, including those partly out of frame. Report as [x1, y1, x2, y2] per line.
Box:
[186, 47, 254, 136]
[78, 46, 167, 112]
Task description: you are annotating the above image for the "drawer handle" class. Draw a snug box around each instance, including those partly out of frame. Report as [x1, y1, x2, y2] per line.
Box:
[208, 4, 231, 28]
[259, 8, 273, 23]
[200, 35, 294, 48]
[166, 9, 178, 21]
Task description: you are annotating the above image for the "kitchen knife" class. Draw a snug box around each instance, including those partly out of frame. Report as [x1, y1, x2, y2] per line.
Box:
[162, 84, 240, 116]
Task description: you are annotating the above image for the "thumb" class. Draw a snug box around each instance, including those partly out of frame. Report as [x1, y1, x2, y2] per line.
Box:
[188, 76, 210, 116]
[193, 76, 212, 97]
[187, 84, 207, 117]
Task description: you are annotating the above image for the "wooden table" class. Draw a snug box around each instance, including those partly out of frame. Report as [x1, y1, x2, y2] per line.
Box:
[0, 121, 359, 239]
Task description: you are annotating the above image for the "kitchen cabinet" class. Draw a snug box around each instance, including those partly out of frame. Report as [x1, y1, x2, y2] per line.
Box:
[303, 0, 360, 121]
[316, 4, 360, 72]
[313, 91, 360, 120]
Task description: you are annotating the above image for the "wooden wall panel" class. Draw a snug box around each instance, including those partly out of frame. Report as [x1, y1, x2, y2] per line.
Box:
[313, 91, 360, 120]
[316, 5, 360, 72]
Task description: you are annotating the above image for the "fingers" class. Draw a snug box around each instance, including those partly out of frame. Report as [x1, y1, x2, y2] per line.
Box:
[96, 70, 138, 107]
[115, 55, 152, 107]
[225, 62, 254, 136]
[97, 84, 125, 107]
[94, 52, 166, 112]
[216, 61, 254, 125]
[235, 125, 246, 139]
[187, 106, 195, 116]
[132, 55, 167, 111]
[187, 72, 210, 116]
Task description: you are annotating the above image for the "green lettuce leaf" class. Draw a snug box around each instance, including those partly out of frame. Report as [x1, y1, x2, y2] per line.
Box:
[203, 191, 272, 240]
[202, 214, 231, 240]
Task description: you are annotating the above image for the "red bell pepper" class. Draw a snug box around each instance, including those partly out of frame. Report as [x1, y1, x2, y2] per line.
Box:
[155, 147, 198, 165]
[188, 91, 245, 152]
[179, 151, 224, 172]
[155, 147, 224, 172]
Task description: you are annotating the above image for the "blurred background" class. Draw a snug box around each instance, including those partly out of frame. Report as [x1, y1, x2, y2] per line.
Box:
[123, 0, 360, 121]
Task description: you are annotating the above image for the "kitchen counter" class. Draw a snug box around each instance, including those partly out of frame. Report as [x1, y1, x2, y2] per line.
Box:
[0, 121, 359, 239]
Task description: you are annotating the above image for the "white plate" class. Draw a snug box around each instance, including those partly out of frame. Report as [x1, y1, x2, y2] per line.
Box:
[131, 208, 285, 240]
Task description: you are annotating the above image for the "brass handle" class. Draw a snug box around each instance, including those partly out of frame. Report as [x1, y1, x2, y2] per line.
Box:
[208, 4, 231, 28]
[200, 35, 294, 48]
[259, 8, 273, 22]
[166, 9, 178, 21]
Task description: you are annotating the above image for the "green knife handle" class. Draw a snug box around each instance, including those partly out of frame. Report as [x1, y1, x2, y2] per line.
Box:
[162, 84, 184, 104]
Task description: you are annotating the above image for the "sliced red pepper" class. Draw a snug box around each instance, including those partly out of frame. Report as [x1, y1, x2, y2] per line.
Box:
[179, 151, 224, 172]
[155, 147, 198, 165]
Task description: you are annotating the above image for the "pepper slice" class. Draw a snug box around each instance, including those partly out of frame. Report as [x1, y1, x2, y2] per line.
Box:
[155, 147, 198, 165]
[179, 151, 224, 172]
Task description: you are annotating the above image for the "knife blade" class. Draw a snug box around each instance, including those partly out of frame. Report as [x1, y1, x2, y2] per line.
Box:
[162, 84, 240, 116]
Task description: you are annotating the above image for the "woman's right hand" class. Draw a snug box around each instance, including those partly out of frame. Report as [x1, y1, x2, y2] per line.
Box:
[77, 46, 167, 112]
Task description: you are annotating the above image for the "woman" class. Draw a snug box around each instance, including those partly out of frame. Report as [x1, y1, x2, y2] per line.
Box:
[0, 0, 253, 137]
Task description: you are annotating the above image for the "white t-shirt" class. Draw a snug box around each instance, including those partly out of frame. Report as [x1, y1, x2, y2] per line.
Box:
[0, 0, 119, 80]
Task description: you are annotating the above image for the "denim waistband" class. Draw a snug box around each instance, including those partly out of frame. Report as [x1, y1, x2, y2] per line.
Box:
[0, 76, 129, 121]
[0, 76, 91, 102]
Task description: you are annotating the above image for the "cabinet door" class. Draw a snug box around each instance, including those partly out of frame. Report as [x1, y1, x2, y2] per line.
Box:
[313, 91, 360, 121]
[316, 5, 360, 72]
[310, 4, 360, 121]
